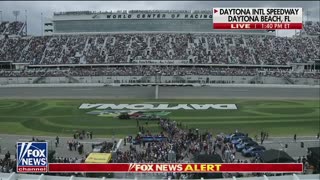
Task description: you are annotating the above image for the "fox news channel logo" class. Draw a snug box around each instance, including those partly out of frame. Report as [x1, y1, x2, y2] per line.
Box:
[17, 142, 48, 172]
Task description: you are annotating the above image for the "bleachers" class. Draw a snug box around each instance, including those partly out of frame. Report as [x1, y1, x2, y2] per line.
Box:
[303, 21, 320, 35]
[0, 67, 319, 79]
[0, 21, 24, 35]
[0, 32, 319, 65]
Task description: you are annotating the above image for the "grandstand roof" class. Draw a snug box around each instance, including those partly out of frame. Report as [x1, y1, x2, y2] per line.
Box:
[49, 10, 271, 34]
[54, 10, 212, 16]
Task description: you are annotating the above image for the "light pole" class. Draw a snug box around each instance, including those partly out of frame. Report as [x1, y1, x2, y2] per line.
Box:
[41, 13, 44, 36]
[25, 10, 27, 35]
[0, 11, 2, 22]
[12, 10, 20, 21]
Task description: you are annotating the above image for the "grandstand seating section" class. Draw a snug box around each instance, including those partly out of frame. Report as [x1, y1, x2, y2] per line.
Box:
[0, 21, 319, 79]
[0, 21, 24, 35]
[0, 33, 319, 65]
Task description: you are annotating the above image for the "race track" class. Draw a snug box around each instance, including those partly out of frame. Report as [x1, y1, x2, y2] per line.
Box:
[0, 86, 319, 99]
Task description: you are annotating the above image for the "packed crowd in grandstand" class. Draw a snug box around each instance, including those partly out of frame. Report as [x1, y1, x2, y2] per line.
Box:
[302, 21, 320, 35]
[0, 21, 25, 36]
[0, 33, 319, 65]
[0, 21, 319, 80]
[0, 67, 319, 79]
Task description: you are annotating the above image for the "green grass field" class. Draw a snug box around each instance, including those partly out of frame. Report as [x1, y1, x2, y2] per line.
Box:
[0, 99, 319, 137]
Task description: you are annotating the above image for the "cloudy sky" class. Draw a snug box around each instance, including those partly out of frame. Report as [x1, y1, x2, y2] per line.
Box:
[0, 1, 319, 36]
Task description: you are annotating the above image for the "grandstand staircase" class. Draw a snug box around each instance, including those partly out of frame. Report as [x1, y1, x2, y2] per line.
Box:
[101, 37, 108, 54]
[39, 38, 53, 64]
[248, 47, 258, 64]
[243, 38, 247, 46]
[18, 22, 26, 36]
[84, 38, 90, 52]
[18, 38, 32, 62]
[147, 37, 151, 47]
[310, 37, 320, 54]
[2, 25, 8, 35]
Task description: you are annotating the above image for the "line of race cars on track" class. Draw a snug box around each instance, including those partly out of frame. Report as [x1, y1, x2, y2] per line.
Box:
[224, 132, 266, 157]
[124, 131, 265, 157]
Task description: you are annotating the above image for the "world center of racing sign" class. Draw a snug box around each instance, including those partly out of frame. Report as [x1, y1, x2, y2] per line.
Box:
[79, 104, 238, 110]
[213, 8, 303, 30]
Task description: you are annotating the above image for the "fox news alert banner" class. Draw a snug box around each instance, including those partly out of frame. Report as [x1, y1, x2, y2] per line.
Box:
[213, 8, 303, 30]
[48, 163, 303, 173]
[16, 142, 303, 173]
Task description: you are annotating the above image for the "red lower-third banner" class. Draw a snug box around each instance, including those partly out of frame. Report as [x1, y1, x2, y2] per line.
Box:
[48, 163, 303, 173]
[213, 23, 303, 30]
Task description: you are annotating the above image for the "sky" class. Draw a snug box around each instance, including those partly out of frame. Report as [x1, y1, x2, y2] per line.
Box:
[0, 1, 319, 36]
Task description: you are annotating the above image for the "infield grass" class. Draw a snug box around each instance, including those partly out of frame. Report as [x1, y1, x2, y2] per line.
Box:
[0, 99, 319, 137]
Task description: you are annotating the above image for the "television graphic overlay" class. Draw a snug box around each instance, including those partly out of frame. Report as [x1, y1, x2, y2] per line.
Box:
[213, 7, 303, 30]
[17, 142, 48, 173]
[47, 163, 303, 173]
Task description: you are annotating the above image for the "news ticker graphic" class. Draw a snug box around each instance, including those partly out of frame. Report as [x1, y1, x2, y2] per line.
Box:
[48, 163, 303, 173]
[16, 142, 302, 173]
[213, 8, 303, 30]
[16, 142, 48, 173]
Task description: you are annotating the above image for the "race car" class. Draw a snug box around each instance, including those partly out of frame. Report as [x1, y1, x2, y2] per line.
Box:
[231, 137, 253, 145]
[242, 145, 266, 157]
[236, 141, 258, 152]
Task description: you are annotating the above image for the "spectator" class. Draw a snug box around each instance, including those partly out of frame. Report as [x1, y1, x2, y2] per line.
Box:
[56, 136, 59, 144]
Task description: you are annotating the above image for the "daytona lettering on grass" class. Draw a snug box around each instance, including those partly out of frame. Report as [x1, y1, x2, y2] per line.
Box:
[79, 104, 238, 110]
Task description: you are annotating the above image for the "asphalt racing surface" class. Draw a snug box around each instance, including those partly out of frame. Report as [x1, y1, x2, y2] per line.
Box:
[0, 86, 318, 99]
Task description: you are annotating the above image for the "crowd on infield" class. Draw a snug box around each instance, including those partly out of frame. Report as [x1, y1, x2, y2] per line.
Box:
[0, 117, 318, 179]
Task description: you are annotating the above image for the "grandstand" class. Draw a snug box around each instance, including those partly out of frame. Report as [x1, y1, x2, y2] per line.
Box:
[0, 15, 319, 85]
[0, 10, 319, 86]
